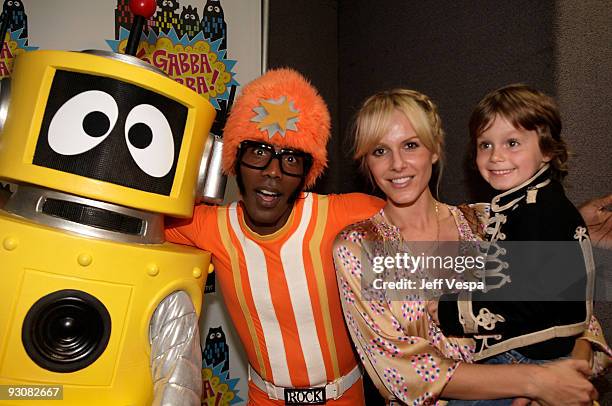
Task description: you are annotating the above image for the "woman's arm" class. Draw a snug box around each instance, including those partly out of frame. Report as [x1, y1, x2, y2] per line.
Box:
[333, 230, 465, 404]
[430, 299, 597, 403]
[443, 360, 596, 405]
[335, 229, 597, 404]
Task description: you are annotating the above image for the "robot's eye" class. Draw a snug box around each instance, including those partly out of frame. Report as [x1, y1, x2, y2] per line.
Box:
[214, 6, 220, 12]
[124, 104, 174, 178]
[216, 332, 222, 338]
[14, 1, 20, 6]
[7, 1, 13, 7]
[209, 333, 215, 339]
[48, 91, 118, 156]
[207, 5, 213, 11]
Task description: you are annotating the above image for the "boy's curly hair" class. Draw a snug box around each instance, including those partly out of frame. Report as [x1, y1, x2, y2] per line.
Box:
[469, 84, 569, 181]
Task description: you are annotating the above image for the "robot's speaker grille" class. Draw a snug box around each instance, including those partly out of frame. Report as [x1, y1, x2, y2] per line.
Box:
[42, 198, 143, 235]
[22, 290, 112, 373]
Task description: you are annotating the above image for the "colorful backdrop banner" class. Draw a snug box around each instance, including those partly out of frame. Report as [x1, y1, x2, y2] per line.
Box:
[202, 326, 243, 405]
[0, 0, 38, 78]
[0, 29, 37, 77]
[107, 0, 238, 110]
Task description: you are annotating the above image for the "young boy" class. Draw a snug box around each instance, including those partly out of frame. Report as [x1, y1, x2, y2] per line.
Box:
[434, 84, 610, 379]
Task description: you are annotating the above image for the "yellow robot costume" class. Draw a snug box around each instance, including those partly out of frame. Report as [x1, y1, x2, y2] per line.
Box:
[0, 50, 217, 405]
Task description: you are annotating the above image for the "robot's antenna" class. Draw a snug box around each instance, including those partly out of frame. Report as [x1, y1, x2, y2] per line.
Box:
[125, 0, 156, 56]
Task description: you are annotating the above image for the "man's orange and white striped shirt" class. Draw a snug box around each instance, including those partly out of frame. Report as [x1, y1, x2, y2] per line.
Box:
[166, 193, 382, 396]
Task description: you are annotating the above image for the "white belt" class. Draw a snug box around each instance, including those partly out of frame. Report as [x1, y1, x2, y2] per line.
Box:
[248, 364, 362, 403]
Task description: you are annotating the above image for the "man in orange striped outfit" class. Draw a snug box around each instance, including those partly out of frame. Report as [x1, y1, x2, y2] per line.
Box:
[166, 69, 383, 405]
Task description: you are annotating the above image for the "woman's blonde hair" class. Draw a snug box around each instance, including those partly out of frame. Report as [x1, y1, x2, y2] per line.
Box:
[352, 89, 445, 193]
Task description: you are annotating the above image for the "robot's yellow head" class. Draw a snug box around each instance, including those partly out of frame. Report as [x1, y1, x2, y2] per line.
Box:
[0, 50, 216, 217]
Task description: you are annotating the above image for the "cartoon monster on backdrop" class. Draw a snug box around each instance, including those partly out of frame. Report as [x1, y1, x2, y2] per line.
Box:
[2, 0, 27, 40]
[201, 326, 242, 405]
[180, 5, 201, 39]
[201, 0, 226, 50]
[115, 0, 227, 48]
[203, 326, 230, 375]
[155, 0, 181, 35]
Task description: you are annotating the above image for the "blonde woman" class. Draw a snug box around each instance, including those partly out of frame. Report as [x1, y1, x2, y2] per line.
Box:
[333, 89, 606, 405]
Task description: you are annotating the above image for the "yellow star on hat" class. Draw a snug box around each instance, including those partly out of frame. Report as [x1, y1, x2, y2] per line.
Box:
[251, 95, 300, 138]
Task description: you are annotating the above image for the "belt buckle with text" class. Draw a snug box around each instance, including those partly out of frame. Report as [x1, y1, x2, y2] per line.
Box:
[284, 387, 325, 405]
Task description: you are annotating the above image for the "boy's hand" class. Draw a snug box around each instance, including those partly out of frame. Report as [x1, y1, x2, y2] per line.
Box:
[579, 194, 612, 249]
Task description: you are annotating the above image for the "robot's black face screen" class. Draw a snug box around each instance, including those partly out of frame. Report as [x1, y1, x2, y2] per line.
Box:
[33, 70, 188, 195]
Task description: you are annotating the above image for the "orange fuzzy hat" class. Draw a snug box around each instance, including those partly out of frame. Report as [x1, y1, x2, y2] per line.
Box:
[222, 68, 330, 188]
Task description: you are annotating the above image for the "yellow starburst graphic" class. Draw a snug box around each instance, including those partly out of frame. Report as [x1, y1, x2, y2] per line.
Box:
[251, 96, 300, 138]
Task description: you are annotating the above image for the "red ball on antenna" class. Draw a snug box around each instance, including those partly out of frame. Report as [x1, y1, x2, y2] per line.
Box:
[129, 0, 156, 19]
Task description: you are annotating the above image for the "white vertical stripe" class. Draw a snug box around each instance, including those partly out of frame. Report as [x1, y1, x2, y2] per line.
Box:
[228, 203, 292, 386]
[280, 194, 327, 385]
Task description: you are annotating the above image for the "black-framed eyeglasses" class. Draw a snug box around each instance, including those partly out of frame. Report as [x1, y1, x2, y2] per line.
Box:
[238, 141, 312, 177]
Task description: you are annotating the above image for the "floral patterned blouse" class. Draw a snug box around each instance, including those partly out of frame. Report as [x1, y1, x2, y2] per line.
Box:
[333, 205, 611, 405]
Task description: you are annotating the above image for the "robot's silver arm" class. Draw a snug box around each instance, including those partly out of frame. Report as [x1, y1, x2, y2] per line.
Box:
[149, 291, 202, 406]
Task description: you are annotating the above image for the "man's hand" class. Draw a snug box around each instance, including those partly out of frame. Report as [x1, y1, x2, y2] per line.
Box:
[579, 194, 612, 249]
[528, 359, 597, 406]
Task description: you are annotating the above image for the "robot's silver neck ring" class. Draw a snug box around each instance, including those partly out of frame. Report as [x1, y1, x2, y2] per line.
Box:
[2, 184, 165, 244]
